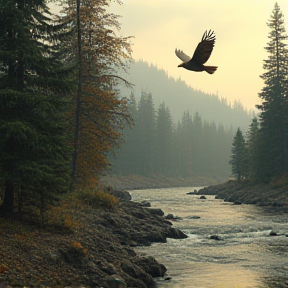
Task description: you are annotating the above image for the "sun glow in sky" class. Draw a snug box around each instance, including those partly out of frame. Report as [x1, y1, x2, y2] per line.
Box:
[49, 0, 288, 111]
[107, 0, 288, 111]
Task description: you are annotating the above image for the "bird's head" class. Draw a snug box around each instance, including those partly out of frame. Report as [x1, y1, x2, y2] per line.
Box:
[178, 63, 185, 68]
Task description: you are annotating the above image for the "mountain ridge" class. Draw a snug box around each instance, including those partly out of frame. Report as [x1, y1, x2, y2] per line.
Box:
[119, 60, 253, 130]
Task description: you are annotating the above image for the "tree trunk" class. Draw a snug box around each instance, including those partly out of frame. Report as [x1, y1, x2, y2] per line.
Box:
[71, 0, 82, 189]
[0, 181, 14, 215]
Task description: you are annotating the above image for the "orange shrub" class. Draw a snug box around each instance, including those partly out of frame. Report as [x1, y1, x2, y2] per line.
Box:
[0, 264, 8, 274]
[77, 189, 119, 210]
[71, 241, 88, 256]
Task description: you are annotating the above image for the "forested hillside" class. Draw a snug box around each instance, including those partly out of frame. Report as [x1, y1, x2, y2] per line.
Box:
[109, 91, 235, 179]
[109, 60, 254, 181]
[118, 60, 254, 129]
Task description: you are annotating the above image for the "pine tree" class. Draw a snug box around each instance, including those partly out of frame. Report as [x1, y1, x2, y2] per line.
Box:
[256, 3, 288, 181]
[178, 111, 193, 176]
[191, 112, 203, 173]
[155, 102, 173, 174]
[230, 128, 249, 181]
[246, 117, 259, 178]
[137, 92, 156, 175]
[0, 0, 74, 214]
[110, 92, 138, 174]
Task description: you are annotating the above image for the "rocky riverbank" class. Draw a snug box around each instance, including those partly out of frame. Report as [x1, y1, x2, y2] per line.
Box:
[197, 180, 288, 208]
[0, 191, 187, 288]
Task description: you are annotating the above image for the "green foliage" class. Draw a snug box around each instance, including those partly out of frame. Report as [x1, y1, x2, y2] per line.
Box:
[229, 128, 249, 181]
[0, 0, 74, 214]
[253, 3, 288, 182]
[246, 117, 259, 178]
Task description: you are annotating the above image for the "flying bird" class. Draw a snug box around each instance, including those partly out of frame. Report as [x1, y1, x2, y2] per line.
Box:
[175, 30, 217, 74]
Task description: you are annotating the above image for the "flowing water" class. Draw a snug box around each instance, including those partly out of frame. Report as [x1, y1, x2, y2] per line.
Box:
[130, 187, 288, 288]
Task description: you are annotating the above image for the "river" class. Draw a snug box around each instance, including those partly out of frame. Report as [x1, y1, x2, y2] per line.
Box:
[130, 187, 288, 288]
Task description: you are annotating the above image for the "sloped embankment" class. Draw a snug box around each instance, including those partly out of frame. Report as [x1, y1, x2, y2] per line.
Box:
[0, 192, 187, 288]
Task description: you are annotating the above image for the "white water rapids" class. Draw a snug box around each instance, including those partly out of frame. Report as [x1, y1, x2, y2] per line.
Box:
[130, 187, 288, 288]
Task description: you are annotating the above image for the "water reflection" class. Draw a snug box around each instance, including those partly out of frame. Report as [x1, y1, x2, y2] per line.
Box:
[260, 276, 288, 288]
[156, 264, 264, 288]
[131, 187, 288, 288]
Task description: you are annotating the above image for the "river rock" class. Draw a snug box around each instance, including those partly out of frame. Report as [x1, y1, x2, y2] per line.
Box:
[166, 227, 188, 239]
[132, 256, 167, 277]
[186, 215, 201, 219]
[165, 214, 182, 221]
[269, 230, 278, 236]
[120, 262, 154, 287]
[107, 278, 127, 288]
[210, 235, 222, 240]
[187, 189, 198, 195]
[108, 189, 132, 201]
[234, 201, 242, 205]
[147, 208, 164, 216]
[139, 201, 151, 207]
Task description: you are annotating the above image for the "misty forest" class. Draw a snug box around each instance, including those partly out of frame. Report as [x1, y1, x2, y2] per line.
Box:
[0, 0, 287, 216]
[109, 90, 235, 179]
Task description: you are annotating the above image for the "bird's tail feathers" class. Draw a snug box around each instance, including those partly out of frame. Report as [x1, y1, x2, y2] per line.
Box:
[204, 66, 217, 74]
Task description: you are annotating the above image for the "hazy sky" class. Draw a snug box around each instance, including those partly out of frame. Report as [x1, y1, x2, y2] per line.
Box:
[107, 0, 288, 111]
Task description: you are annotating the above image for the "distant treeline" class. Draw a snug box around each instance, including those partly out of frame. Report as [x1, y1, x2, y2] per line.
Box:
[109, 91, 235, 178]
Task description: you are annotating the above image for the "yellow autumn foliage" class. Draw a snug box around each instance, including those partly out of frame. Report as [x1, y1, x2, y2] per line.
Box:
[62, 0, 132, 189]
[77, 188, 119, 210]
[71, 241, 88, 256]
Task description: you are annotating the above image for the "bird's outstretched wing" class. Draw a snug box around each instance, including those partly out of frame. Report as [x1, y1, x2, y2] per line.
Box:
[191, 30, 216, 64]
[175, 49, 191, 62]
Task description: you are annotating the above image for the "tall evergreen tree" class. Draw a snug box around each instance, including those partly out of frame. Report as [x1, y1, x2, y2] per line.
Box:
[230, 128, 249, 181]
[0, 0, 74, 214]
[246, 117, 259, 178]
[191, 112, 203, 173]
[155, 102, 173, 174]
[137, 92, 156, 175]
[110, 92, 138, 174]
[256, 3, 288, 181]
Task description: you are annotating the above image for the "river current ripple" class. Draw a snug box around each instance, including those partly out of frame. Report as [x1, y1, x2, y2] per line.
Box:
[130, 187, 288, 288]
